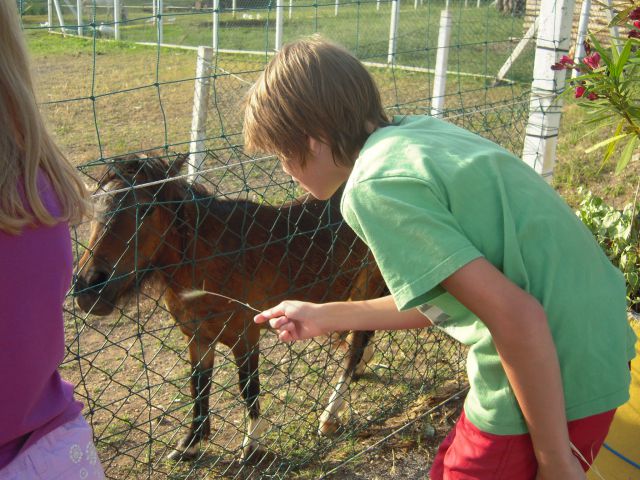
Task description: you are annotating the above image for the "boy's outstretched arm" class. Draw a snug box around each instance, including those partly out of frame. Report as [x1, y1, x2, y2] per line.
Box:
[253, 295, 432, 342]
[441, 257, 585, 480]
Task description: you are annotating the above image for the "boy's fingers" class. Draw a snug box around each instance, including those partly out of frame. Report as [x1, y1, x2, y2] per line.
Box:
[253, 303, 286, 324]
[269, 316, 289, 330]
[278, 330, 293, 342]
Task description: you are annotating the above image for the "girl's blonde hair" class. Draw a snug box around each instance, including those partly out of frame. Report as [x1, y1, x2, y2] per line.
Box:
[243, 35, 389, 168]
[0, 0, 90, 235]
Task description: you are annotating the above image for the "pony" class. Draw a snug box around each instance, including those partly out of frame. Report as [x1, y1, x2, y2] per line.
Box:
[74, 152, 386, 461]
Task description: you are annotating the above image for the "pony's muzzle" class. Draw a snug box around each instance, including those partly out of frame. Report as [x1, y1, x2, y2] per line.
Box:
[74, 269, 116, 316]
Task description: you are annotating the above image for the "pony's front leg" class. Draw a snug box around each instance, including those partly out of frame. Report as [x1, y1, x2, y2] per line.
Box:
[168, 337, 215, 461]
[319, 330, 375, 436]
[232, 339, 266, 462]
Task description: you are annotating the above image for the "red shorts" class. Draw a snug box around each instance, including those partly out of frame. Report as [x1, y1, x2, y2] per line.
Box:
[429, 409, 615, 480]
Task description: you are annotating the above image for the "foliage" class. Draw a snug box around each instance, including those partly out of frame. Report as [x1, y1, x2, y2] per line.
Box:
[576, 189, 640, 311]
[552, 2, 640, 174]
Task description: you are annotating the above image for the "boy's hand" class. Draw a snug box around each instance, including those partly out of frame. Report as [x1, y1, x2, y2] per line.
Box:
[254, 301, 327, 342]
[535, 452, 586, 480]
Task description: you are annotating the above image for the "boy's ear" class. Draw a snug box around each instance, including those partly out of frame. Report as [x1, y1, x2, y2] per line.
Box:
[308, 136, 322, 155]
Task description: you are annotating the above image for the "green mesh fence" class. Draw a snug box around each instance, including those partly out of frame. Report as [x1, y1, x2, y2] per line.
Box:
[19, 0, 539, 477]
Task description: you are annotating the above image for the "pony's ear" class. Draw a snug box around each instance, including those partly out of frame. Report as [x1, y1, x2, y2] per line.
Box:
[168, 153, 189, 177]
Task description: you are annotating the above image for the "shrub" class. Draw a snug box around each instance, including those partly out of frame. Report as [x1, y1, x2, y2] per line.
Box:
[576, 189, 640, 312]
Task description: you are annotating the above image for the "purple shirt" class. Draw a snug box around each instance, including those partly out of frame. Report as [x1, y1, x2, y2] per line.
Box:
[0, 172, 83, 470]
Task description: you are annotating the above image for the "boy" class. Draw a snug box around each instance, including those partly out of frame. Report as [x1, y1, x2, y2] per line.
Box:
[243, 36, 636, 479]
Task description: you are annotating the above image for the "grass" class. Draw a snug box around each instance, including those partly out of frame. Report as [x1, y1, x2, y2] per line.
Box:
[21, 0, 534, 82]
[553, 101, 640, 208]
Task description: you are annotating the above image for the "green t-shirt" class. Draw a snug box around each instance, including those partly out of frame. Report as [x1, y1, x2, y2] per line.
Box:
[341, 115, 636, 435]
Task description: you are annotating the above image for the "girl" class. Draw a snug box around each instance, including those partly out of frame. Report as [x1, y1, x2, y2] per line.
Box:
[0, 1, 105, 478]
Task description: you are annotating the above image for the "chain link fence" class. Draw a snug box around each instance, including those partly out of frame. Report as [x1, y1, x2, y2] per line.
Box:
[19, 0, 539, 477]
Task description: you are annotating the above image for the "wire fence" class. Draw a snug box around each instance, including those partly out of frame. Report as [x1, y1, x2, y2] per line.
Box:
[18, 0, 548, 477]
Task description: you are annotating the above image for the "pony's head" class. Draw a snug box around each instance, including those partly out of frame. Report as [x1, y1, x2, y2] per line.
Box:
[74, 152, 189, 316]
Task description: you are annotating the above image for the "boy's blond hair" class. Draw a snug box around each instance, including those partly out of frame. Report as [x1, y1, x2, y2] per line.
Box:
[243, 35, 389, 168]
[0, 0, 90, 235]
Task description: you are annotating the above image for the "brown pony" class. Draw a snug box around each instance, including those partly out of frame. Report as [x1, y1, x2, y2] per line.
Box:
[74, 152, 385, 462]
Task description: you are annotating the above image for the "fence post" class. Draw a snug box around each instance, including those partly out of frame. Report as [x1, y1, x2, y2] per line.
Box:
[335, 0, 339, 16]
[572, 0, 591, 78]
[275, 0, 284, 51]
[76, 0, 83, 35]
[213, 0, 219, 51]
[289, 0, 293, 19]
[189, 46, 214, 183]
[387, 0, 399, 64]
[232, 0, 237, 18]
[52, 0, 65, 32]
[114, 0, 121, 40]
[48, 0, 53, 31]
[376, 0, 380, 11]
[431, 8, 452, 117]
[522, 0, 575, 179]
[157, 0, 163, 44]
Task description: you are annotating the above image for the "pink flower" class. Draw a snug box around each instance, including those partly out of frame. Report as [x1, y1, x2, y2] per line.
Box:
[583, 52, 601, 70]
[630, 29, 640, 39]
[630, 7, 640, 20]
[587, 92, 599, 101]
[551, 55, 575, 71]
[575, 86, 586, 98]
[634, 20, 640, 29]
[583, 40, 592, 55]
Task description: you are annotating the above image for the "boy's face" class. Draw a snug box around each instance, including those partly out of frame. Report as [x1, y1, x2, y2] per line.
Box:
[281, 137, 352, 200]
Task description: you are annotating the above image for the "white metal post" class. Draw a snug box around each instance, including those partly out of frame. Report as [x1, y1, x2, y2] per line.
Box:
[114, 0, 121, 40]
[495, 16, 538, 83]
[157, 0, 163, 44]
[232, 0, 237, 18]
[189, 46, 214, 182]
[212, 0, 220, 51]
[52, 0, 65, 32]
[387, 0, 399, 64]
[275, 0, 284, 51]
[522, 0, 575, 179]
[289, 0, 293, 19]
[152, 0, 157, 25]
[376, 0, 380, 11]
[605, 0, 622, 53]
[431, 8, 452, 117]
[335, 0, 339, 16]
[48, 0, 53, 31]
[76, 0, 83, 35]
[572, 0, 591, 78]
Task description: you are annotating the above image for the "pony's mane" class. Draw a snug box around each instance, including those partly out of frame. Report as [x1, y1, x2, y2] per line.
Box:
[97, 152, 209, 202]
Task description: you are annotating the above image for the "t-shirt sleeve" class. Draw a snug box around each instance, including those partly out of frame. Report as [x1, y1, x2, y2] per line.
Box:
[342, 176, 482, 310]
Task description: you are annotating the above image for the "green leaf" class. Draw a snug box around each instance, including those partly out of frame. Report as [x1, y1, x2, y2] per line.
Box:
[609, 6, 636, 27]
[615, 136, 639, 174]
[603, 121, 625, 165]
[616, 40, 633, 78]
[584, 133, 629, 153]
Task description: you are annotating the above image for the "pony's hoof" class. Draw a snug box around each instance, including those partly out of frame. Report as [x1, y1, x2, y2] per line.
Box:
[167, 444, 199, 461]
[241, 444, 266, 464]
[318, 418, 340, 437]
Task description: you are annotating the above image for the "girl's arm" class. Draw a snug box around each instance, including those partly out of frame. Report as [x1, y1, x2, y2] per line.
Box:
[440, 257, 585, 480]
[253, 294, 432, 341]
